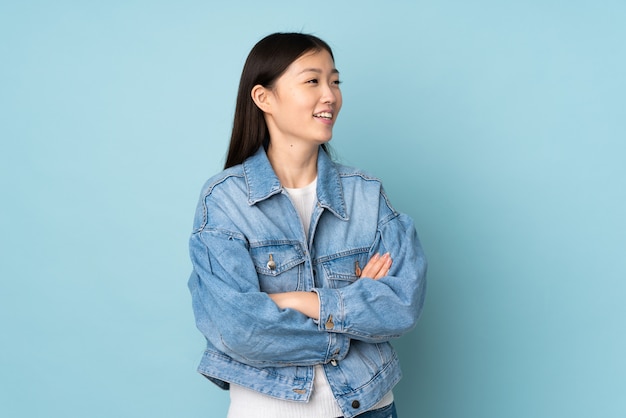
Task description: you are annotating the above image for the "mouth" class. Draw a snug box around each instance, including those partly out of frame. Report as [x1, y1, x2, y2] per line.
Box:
[313, 111, 333, 120]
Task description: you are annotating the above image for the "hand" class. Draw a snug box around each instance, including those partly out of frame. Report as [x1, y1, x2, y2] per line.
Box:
[267, 253, 392, 318]
[360, 253, 392, 280]
[269, 291, 320, 320]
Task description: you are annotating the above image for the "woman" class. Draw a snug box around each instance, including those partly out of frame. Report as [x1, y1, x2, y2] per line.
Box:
[188, 32, 427, 418]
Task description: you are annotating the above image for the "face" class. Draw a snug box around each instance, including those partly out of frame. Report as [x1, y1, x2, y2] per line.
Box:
[259, 49, 342, 149]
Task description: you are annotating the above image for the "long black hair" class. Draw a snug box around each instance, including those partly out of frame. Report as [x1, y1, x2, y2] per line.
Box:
[224, 32, 335, 169]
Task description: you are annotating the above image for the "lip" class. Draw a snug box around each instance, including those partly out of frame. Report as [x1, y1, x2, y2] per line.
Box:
[313, 109, 335, 125]
[314, 116, 333, 126]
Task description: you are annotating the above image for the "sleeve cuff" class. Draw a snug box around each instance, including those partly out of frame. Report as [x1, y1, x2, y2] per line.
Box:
[312, 287, 344, 333]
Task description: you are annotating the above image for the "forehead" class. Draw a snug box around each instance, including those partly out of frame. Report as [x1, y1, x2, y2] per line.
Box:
[286, 49, 338, 74]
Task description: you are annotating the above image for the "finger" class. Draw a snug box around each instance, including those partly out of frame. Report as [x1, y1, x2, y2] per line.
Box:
[372, 254, 392, 280]
[361, 253, 392, 279]
[359, 253, 382, 278]
[368, 253, 388, 279]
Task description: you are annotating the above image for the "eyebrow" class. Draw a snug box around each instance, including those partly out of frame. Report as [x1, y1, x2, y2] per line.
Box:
[299, 68, 340, 75]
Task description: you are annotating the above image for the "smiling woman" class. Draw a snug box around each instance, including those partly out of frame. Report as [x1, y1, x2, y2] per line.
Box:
[252, 48, 343, 188]
[187, 32, 427, 418]
[253, 50, 342, 142]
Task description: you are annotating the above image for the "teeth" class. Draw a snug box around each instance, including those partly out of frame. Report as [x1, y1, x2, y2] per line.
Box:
[314, 112, 332, 119]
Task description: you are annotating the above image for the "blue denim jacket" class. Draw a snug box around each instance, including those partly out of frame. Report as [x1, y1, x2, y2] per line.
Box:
[188, 146, 427, 418]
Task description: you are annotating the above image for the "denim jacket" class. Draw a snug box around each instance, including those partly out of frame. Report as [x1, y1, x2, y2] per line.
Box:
[188, 146, 427, 418]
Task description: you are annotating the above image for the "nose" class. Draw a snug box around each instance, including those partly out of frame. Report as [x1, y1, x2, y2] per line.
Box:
[321, 84, 339, 105]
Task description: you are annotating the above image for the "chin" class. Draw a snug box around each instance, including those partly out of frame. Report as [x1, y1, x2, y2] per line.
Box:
[316, 138, 332, 147]
[319, 133, 334, 143]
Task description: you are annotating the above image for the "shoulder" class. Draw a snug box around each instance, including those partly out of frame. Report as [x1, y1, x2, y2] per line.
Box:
[332, 162, 401, 220]
[192, 165, 249, 232]
[198, 164, 246, 200]
[334, 162, 383, 185]
[333, 162, 386, 201]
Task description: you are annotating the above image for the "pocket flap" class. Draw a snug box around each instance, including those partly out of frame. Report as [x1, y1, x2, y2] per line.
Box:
[250, 243, 305, 276]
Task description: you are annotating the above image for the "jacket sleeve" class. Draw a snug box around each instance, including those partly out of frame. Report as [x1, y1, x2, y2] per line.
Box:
[313, 192, 427, 344]
[188, 199, 349, 368]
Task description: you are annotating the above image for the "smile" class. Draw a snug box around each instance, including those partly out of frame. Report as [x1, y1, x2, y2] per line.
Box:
[313, 112, 333, 120]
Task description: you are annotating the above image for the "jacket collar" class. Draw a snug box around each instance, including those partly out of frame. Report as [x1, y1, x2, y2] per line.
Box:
[243, 146, 348, 220]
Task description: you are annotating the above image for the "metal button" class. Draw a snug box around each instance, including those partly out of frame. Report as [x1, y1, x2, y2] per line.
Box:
[267, 254, 276, 270]
[325, 315, 334, 330]
[352, 400, 360, 409]
[330, 359, 338, 366]
[355, 260, 361, 276]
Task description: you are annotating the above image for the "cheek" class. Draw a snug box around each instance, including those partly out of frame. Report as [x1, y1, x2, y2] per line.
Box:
[283, 92, 311, 113]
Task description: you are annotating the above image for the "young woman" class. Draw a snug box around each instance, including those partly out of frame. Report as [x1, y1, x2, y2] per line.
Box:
[188, 32, 427, 418]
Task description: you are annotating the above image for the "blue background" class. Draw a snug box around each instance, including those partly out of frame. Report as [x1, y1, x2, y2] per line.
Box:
[2, 1, 625, 417]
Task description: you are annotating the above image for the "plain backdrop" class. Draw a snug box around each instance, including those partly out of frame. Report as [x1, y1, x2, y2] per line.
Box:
[1, 1, 625, 417]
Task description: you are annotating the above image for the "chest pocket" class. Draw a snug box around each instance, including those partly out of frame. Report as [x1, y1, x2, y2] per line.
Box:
[250, 243, 306, 293]
[320, 250, 369, 289]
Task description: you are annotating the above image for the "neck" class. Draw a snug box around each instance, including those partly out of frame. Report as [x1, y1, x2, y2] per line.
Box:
[266, 142, 319, 189]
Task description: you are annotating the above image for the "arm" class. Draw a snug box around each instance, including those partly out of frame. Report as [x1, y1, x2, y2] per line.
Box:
[268, 252, 393, 319]
[314, 202, 427, 343]
[189, 219, 349, 369]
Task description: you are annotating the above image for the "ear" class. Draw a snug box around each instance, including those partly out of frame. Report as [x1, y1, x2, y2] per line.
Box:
[251, 84, 272, 113]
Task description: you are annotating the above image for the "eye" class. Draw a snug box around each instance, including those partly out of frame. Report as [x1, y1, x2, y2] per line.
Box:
[306, 79, 319, 84]
[332, 79, 342, 86]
